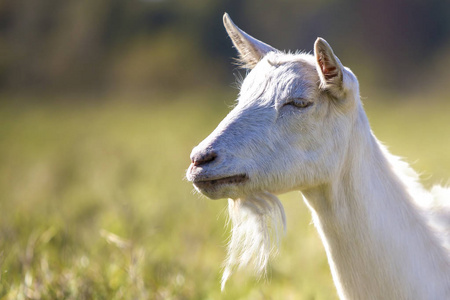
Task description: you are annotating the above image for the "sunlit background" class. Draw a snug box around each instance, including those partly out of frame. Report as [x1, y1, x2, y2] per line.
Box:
[1, 1, 449, 299]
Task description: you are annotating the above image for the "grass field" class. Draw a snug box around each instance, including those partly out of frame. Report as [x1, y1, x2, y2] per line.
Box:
[0, 91, 449, 299]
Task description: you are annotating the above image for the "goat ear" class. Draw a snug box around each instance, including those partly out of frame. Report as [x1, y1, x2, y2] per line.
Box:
[223, 13, 277, 69]
[314, 38, 344, 94]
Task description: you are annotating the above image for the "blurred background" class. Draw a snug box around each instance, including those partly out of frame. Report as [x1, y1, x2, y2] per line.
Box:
[0, 1, 449, 299]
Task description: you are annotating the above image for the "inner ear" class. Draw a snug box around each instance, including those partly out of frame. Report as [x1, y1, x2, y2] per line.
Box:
[317, 52, 338, 81]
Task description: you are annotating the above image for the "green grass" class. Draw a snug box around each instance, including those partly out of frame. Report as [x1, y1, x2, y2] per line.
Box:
[0, 91, 448, 299]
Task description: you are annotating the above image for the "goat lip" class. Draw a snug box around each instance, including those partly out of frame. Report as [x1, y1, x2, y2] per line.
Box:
[193, 174, 249, 188]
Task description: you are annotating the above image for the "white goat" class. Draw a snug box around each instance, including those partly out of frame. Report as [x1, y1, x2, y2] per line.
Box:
[186, 13, 450, 299]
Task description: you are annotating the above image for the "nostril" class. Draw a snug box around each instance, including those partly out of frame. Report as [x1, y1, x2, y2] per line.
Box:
[192, 150, 218, 166]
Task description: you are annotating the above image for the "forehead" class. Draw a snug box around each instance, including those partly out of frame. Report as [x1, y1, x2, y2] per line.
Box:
[239, 52, 319, 106]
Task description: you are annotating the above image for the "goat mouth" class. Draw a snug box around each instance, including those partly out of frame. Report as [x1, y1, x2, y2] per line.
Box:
[193, 174, 248, 189]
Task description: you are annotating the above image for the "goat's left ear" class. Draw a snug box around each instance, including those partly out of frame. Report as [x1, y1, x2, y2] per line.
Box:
[223, 13, 277, 69]
[314, 38, 345, 96]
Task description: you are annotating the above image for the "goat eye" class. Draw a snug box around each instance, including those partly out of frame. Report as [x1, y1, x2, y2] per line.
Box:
[286, 98, 313, 109]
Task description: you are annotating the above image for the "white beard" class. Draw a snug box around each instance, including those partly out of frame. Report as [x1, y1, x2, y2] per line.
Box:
[221, 192, 287, 290]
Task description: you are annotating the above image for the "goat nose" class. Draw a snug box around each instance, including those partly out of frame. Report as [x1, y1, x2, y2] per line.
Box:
[191, 150, 218, 166]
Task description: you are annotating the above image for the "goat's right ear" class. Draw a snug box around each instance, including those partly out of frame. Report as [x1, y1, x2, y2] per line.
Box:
[314, 38, 345, 97]
[223, 13, 277, 69]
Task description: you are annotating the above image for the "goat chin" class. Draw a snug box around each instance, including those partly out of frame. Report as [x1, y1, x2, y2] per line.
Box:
[221, 192, 287, 290]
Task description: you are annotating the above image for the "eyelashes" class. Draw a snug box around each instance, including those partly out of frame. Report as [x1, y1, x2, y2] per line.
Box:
[284, 98, 313, 109]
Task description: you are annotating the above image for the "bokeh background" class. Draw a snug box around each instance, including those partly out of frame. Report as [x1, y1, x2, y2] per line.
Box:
[0, 1, 449, 299]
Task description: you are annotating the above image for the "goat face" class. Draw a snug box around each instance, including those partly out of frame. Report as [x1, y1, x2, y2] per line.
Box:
[187, 15, 360, 200]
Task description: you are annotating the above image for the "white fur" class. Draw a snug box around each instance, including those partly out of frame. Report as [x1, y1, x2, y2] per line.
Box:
[187, 13, 450, 299]
[222, 192, 286, 290]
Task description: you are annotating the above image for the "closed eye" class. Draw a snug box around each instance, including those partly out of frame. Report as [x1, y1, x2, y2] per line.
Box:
[285, 98, 313, 109]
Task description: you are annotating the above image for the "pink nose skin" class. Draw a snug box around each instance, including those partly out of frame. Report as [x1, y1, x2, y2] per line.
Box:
[191, 150, 217, 167]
